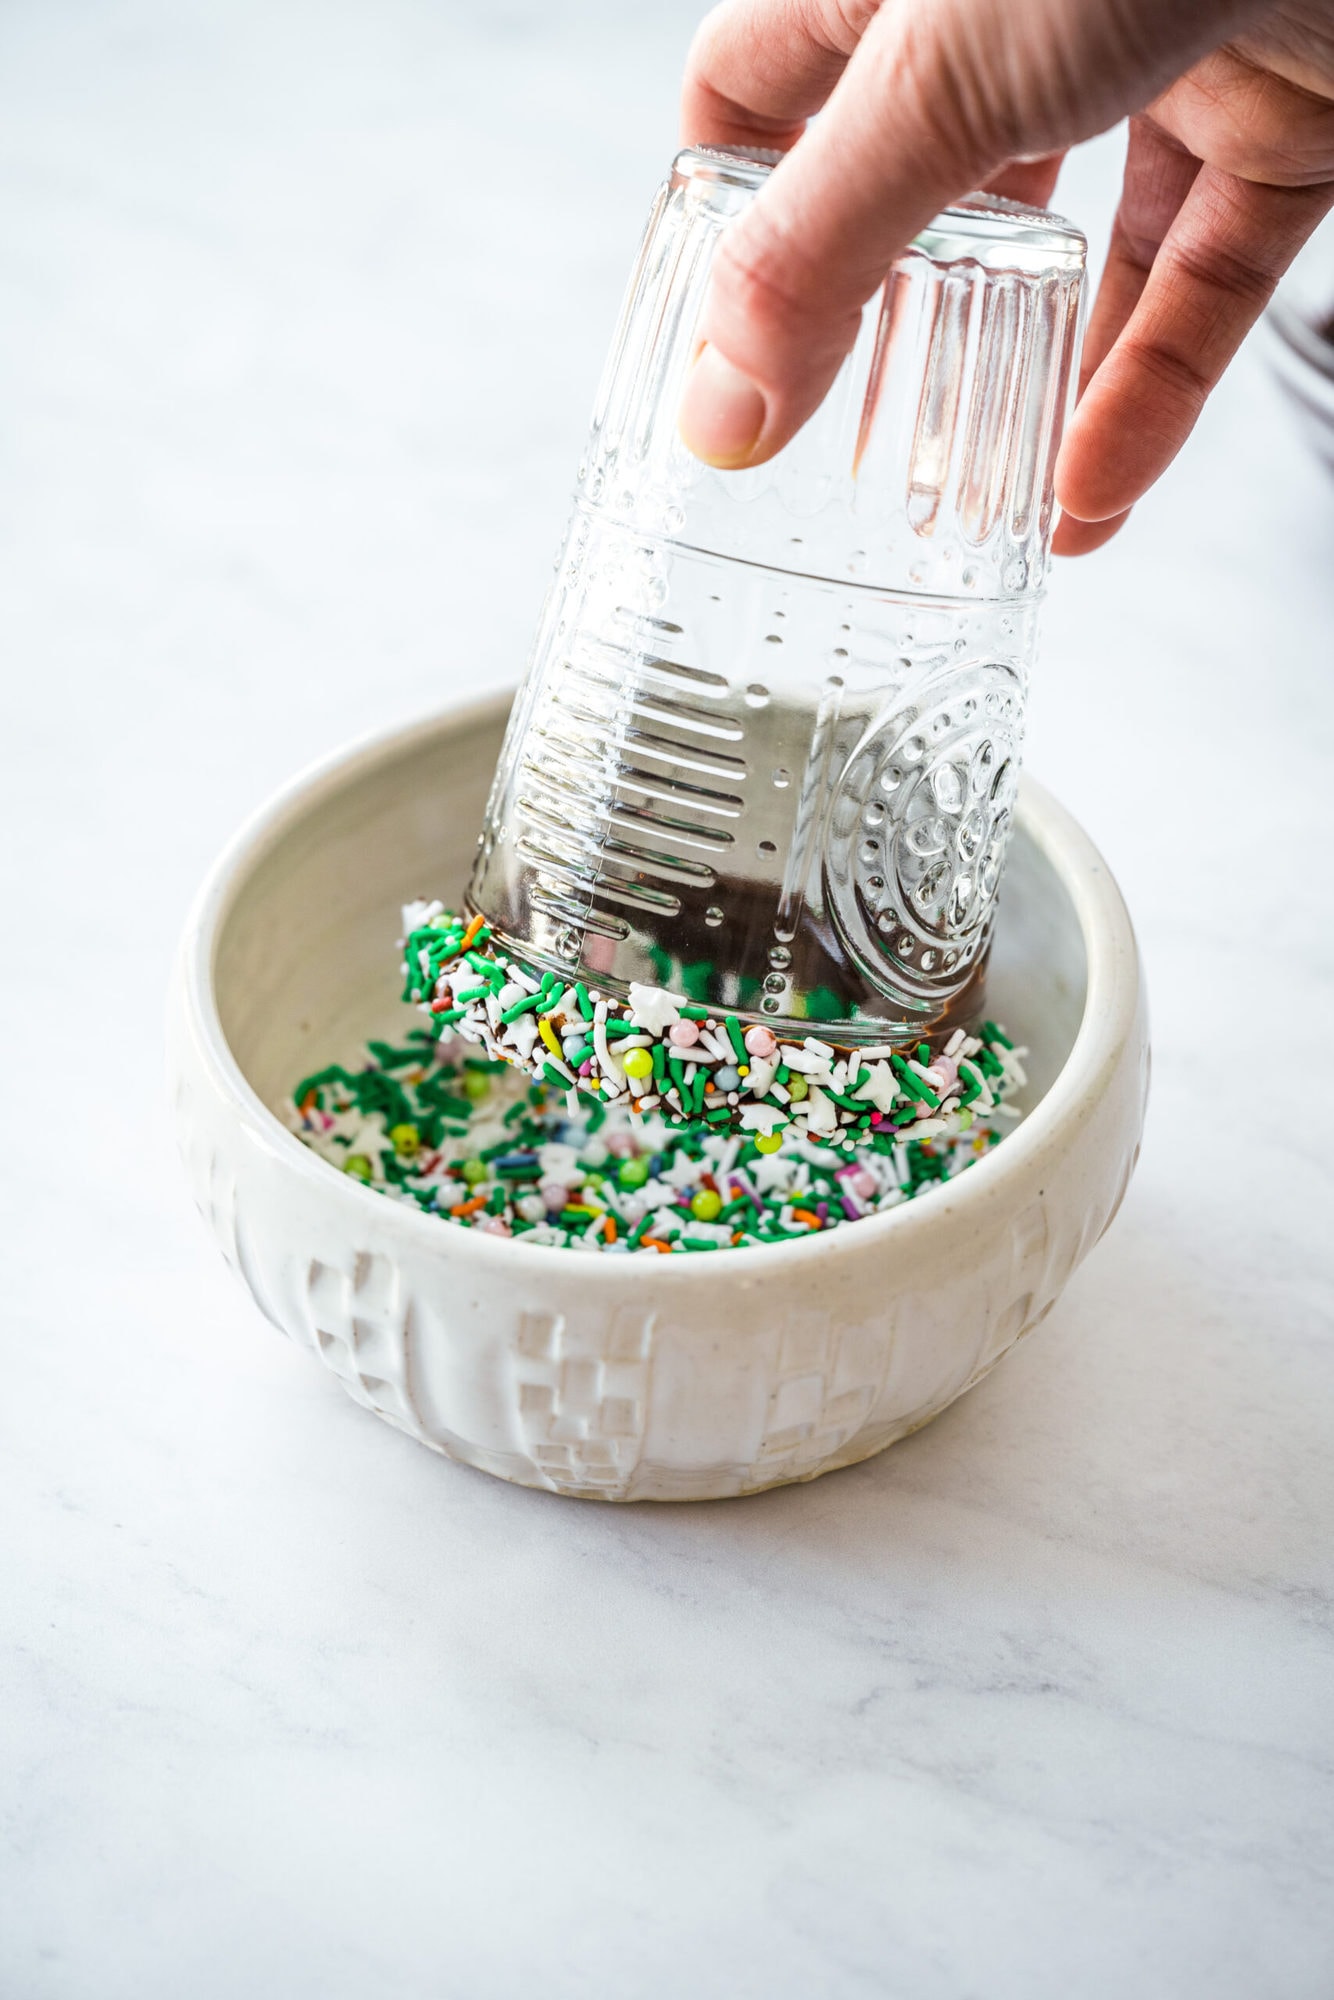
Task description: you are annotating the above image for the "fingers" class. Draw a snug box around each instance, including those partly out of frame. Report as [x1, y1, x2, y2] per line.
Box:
[1056, 164, 1334, 524]
[1075, 116, 1202, 395]
[1052, 507, 1132, 557]
[677, 0, 1231, 470]
[680, 0, 880, 153]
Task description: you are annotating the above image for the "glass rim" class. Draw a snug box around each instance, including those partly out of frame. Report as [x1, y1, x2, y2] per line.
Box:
[672, 144, 1087, 262]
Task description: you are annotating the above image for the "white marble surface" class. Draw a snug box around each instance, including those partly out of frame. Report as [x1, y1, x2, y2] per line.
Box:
[3, 4, 1333, 1995]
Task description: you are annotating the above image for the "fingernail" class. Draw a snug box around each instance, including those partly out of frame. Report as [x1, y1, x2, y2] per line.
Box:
[678, 344, 766, 468]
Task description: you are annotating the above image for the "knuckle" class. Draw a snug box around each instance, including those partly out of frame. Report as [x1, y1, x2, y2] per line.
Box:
[1168, 234, 1275, 315]
[1120, 336, 1212, 415]
[711, 225, 822, 339]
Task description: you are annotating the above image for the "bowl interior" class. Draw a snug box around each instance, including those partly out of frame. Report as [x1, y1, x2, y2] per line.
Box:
[210, 703, 1088, 1132]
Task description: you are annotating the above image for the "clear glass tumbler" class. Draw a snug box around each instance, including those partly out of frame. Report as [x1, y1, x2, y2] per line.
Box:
[470, 147, 1086, 1044]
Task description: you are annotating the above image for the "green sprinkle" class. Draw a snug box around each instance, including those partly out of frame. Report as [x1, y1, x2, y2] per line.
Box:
[723, 1015, 747, 1062]
[499, 991, 546, 1023]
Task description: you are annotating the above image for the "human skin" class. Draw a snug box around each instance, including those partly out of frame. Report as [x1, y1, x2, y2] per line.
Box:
[675, 0, 1334, 552]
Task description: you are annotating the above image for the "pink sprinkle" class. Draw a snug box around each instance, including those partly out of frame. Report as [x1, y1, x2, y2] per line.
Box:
[869, 1111, 883, 1126]
[578, 1059, 593, 1075]
[669, 1020, 700, 1048]
[744, 1025, 777, 1058]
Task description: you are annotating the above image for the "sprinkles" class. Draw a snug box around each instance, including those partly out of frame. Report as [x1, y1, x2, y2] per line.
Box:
[394, 900, 1026, 1147]
[281, 904, 1028, 1256]
[287, 1030, 1017, 1254]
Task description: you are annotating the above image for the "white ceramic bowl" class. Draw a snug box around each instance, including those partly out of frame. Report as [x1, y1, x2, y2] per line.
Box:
[168, 696, 1149, 1501]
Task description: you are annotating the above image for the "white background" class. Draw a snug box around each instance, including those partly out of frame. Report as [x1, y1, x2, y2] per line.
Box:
[3, 3, 1333, 1995]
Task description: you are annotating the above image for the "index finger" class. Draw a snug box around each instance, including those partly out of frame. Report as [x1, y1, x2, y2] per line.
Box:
[681, 0, 880, 153]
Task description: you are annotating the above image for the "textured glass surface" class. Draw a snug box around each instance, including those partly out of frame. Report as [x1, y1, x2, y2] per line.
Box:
[470, 148, 1086, 1041]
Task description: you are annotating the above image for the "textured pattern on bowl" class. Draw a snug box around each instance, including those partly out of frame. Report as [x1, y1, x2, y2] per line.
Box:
[168, 696, 1148, 1501]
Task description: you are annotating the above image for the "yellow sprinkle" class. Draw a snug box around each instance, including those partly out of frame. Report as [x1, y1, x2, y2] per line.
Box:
[538, 1015, 562, 1059]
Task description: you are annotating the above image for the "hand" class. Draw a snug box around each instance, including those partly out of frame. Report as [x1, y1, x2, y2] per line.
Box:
[676, 0, 1334, 552]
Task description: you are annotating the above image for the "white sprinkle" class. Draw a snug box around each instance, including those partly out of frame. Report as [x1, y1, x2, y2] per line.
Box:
[781, 1045, 831, 1075]
[593, 1015, 624, 1085]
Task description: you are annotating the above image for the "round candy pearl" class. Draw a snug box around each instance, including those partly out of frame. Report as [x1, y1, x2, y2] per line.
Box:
[461, 1157, 487, 1185]
[714, 1064, 740, 1092]
[539, 1180, 568, 1212]
[668, 1019, 700, 1047]
[690, 1188, 723, 1221]
[754, 1132, 784, 1154]
[475, 1216, 512, 1237]
[848, 1167, 877, 1199]
[617, 1157, 650, 1190]
[787, 1073, 809, 1102]
[622, 1046, 654, 1079]
[463, 1071, 490, 1101]
[744, 1025, 777, 1058]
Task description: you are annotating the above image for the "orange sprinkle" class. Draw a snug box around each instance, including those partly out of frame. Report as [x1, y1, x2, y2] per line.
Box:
[602, 1215, 617, 1244]
[459, 913, 486, 950]
[300, 1089, 318, 1113]
[639, 1237, 673, 1254]
[449, 1195, 487, 1217]
[791, 1207, 823, 1228]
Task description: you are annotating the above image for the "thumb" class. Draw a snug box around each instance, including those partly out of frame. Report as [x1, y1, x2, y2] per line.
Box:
[679, 7, 993, 466]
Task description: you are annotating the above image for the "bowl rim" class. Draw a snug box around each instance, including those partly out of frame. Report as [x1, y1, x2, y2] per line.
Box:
[175, 692, 1142, 1280]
